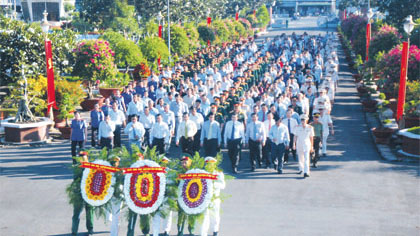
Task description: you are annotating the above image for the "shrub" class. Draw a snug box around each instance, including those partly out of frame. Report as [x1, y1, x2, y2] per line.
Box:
[197, 25, 215, 44]
[72, 40, 117, 98]
[232, 20, 247, 38]
[167, 24, 190, 57]
[368, 25, 402, 61]
[212, 19, 230, 43]
[256, 4, 270, 28]
[184, 22, 200, 49]
[139, 36, 169, 70]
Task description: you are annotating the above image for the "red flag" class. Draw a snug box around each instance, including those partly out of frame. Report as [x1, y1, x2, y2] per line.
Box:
[157, 57, 161, 67]
[207, 17, 212, 26]
[344, 10, 347, 20]
[45, 40, 58, 111]
[207, 40, 210, 46]
[366, 23, 371, 61]
[253, 9, 256, 17]
[158, 25, 162, 38]
[235, 12, 239, 21]
[396, 42, 409, 121]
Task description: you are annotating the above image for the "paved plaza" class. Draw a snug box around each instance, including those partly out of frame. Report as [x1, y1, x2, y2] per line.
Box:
[1, 17, 419, 236]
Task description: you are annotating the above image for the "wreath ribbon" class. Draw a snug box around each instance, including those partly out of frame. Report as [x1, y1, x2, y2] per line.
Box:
[80, 162, 120, 173]
[178, 173, 218, 180]
[123, 167, 167, 174]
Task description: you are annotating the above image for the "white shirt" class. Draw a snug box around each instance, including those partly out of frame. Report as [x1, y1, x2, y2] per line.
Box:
[282, 117, 298, 135]
[189, 113, 204, 130]
[269, 123, 290, 146]
[109, 109, 126, 125]
[139, 112, 155, 129]
[150, 121, 171, 144]
[161, 110, 176, 132]
[320, 114, 333, 135]
[223, 120, 245, 144]
[124, 121, 145, 140]
[176, 120, 197, 142]
[246, 121, 266, 143]
[263, 119, 276, 138]
[126, 101, 143, 116]
[293, 125, 314, 149]
[98, 120, 115, 139]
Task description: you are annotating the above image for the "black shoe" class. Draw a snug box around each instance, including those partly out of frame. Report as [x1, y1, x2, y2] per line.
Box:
[297, 171, 302, 174]
[163, 232, 169, 236]
[322, 153, 326, 157]
[277, 169, 283, 174]
[213, 232, 218, 236]
[304, 173, 310, 178]
[313, 163, 317, 168]
[232, 167, 238, 174]
[87, 230, 94, 236]
[283, 161, 288, 164]
[251, 167, 256, 172]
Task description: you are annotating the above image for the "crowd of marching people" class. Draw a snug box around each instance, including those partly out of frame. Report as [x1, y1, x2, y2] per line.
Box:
[69, 32, 340, 235]
[71, 32, 339, 177]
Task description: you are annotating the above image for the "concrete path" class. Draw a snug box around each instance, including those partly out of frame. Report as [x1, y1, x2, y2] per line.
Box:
[1, 16, 419, 236]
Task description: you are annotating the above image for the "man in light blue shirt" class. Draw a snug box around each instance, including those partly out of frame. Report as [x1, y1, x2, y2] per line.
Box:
[246, 113, 266, 171]
[224, 113, 245, 174]
[200, 113, 222, 157]
[269, 118, 290, 174]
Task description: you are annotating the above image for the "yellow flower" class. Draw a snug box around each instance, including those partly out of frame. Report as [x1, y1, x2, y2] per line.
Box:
[185, 179, 203, 203]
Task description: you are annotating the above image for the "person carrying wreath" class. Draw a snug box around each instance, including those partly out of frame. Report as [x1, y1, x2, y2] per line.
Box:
[177, 155, 197, 236]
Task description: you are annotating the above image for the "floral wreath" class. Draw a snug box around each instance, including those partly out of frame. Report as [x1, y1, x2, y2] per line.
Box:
[178, 169, 214, 215]
[124, 160, 166, 215]
[81, 160, 116, 207]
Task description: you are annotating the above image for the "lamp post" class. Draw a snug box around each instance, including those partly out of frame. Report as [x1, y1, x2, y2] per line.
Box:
[157, 11, 163, 38]
[167, 0, 171, 62]
[365, 8, 373, 62]
[235, 5, 239, 21]
[396, 15, 416, 122]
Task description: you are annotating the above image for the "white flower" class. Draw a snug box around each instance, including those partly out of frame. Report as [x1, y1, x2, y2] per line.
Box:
[124, 160, 166, 215]
[63, 60, 69, 66]
[28, 28, 35, 34]
[81, 160, 115, 207]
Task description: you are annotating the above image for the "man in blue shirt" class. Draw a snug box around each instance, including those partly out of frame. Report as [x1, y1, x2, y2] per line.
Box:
[121, 86, 133, 108]
[90, 104, 104, 147]
[269, 118, 290, 174]
[70, 111, 88, 163]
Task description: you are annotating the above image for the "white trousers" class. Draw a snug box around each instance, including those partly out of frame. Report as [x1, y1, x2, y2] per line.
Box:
[322, 134, 329, 154]
[152, 211, 173, 236]
[200, 199, 221, 236]
[108, 198, 122, 236]
[297, 147, 310, 174]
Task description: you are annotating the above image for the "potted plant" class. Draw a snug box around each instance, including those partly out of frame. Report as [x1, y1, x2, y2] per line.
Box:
[56, 93, 75, 139]
[403, 100, 420, 128]
[53, 79, 86, 127]
[72, 40, 117, 110]
[398, 126, 420, 156]
[98, 73, 130, 98]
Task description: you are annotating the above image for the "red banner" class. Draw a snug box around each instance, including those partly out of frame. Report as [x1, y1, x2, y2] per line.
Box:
[80, 162, 121, 173]
[366, 23, 371, 62]
[207, 17, 212, 26]
[235, 12, 239, 21]
[207, 40, 210, 46]
[253, 9, 256, 17]
[123, 166, 166, 174]
[396, 41, 409, 121]
[45, 40, 58, 111]
[344, 9, 347, 20]
[157, 57, 161, 67]
[178, 173, 218, 180]
[158, 25, 162, 38]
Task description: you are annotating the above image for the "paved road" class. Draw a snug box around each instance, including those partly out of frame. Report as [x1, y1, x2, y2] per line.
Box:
[1, 17, 419, 236]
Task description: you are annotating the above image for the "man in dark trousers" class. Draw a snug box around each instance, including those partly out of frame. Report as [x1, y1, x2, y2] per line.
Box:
[200, 112, 222, 157]
[224, 113, 245, 174]
[246, 113, 266, 171]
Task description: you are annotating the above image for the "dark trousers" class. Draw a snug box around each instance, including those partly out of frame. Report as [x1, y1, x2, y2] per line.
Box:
[180, 136, 194, 155]
[127, 210, 150, 236]
[262, 139, 272, 166]
[193, 130, 201, 153]
[313, 136, 322, 164]
[113, 125, 122, 148]
[284, 133, 296, 162]
[100, 137, 113, 150]
[152, 138, 166, 154]
[71, 141, 84, 157]
[249, 139, 262, 168]
[228, 139, 242, 169]
[71, 203, 93, 234]
[204, 138, 218, 157]
[91, 127, 98, 147]
[271, 143, 286, 171]
[144, 128, 151, 148]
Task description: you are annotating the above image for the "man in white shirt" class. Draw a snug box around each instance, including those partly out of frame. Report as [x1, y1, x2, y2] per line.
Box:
[263, 112, 276, 168]
[150, 114, 171, 155]
[200, 112, 222, 157]
[170, 94, 189, 138]
[269, 118, 290, 173]
[98, 115, 115, 150]
[176, 112, 197, 155]
[282, 109, 298, 163]
[124, 116, 145, 154]
[319, 106, 334, 156]
[224, 113, 245, 173]
[126, 94, 143, 121]
[189, 107, 204, 153]
[109, 103, 126, 148]
[139, 106, 155, 148]
[246, 113, 267, 171]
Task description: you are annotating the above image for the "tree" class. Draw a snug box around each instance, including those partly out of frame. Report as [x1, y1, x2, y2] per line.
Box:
[165, 25, 190, 57]
[184, 22, 200, 49]
[139, 36, 169, 70]
[79, 0, 117, 28]
[197, 25, 215, 45]
[256, 4, 270, 28]
[114, 40, 145, 72]
[377, 0, 420, 28]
